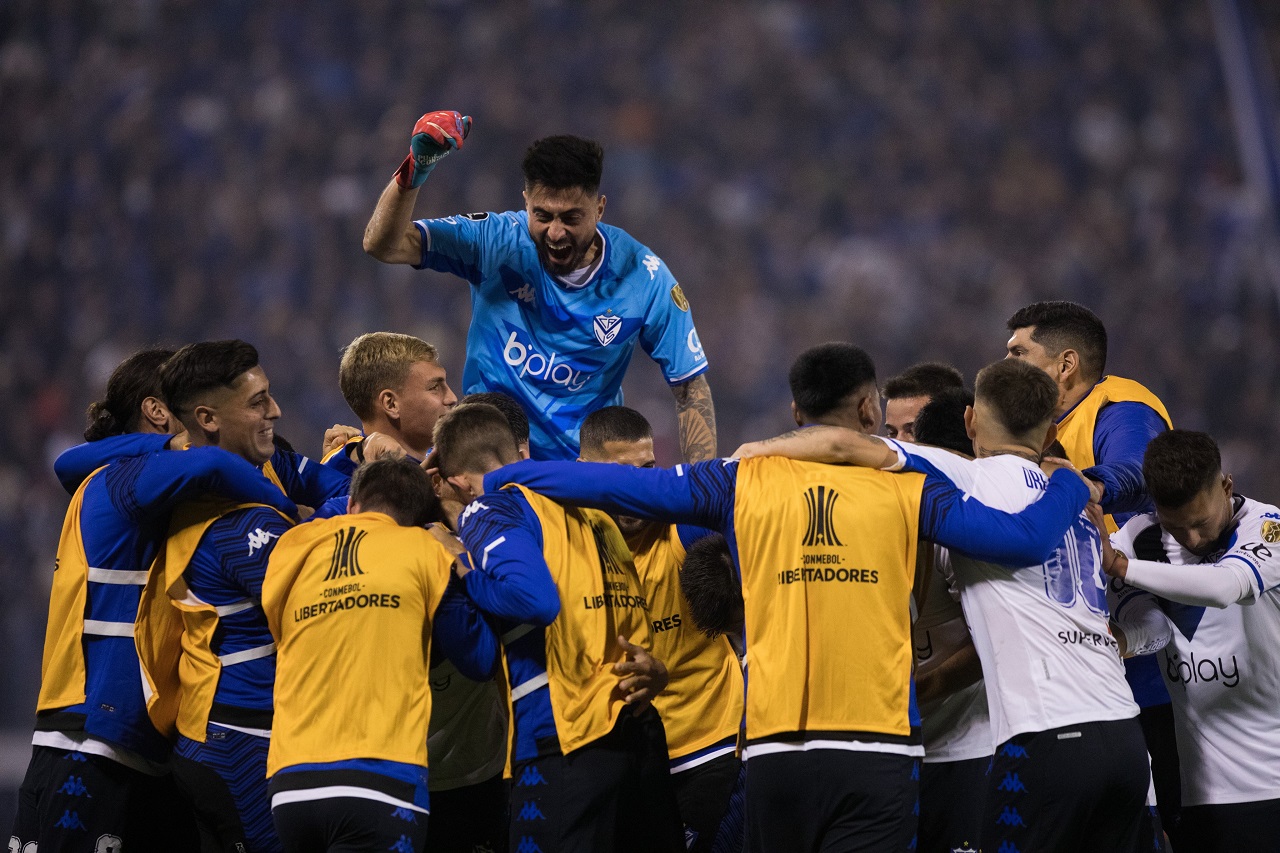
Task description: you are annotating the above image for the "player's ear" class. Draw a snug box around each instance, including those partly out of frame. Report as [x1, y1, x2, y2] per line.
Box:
[963, 405, 976, 440]
[1059, 348, 1079, 381]
[1222, 473, 1234, 499]
[377, 388, 399, 419]
[596, 194, 606, 219]
[858, 394, 880, 434]
[139, 396, 170, 432]
[192, 404, 218, 436]
[790, 401, 803, 427]
[445, 473, 473, 501]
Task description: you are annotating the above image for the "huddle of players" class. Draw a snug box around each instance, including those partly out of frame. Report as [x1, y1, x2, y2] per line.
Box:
[795, 302, 1280, 853]
[8, 331, 741, 853]
[11, 107, 1279, 853]
[14, 313, 1280, 853]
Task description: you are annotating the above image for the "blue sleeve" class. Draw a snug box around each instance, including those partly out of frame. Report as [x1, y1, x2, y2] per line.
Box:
[207, 507, 292, 599]
[482, 459, 737, 532]
[307, 496, 350, 521]
[432, 574, 501, 681]
[457, 490, 561, 626]
[917, 468, 1091, 565]
[636, 258, 710, 384]
[676, 524, 716, 551]
[269, 447, 350, 508]
[55, 433, 171, 493]
[101, 447, 298, 523]
[1088, 402, 1168, 518]
[415, 213, 496, 281]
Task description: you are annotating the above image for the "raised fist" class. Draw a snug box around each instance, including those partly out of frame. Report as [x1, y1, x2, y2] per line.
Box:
[394, 110, 472, 189]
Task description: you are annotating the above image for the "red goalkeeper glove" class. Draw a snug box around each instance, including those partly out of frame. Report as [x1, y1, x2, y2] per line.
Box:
[393, 110, 472, 190]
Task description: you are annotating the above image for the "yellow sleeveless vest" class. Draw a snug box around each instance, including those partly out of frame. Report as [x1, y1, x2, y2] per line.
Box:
[134, 497, 288, 741]
[37, 467, 106, 712]
[628, 524, 743, 760]
[509, 484, 653, 754]
[264, 513, 453, 775]
[1056, 376, 1172, 533]
[732, 458, 924, 743]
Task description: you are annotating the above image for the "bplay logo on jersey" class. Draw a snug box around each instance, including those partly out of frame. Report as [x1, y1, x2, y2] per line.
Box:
[502, 326, 600, 392]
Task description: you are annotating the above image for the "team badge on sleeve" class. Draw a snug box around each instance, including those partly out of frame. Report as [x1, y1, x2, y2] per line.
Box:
[1263, 520, 1280, 543]
[593, 313, 622, 346]
[670, 284, 690, 312]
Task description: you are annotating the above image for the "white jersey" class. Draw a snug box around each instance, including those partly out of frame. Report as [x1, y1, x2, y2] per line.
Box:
[914, 545, 992, 763]
[888, 441, 1138, 746]
[1111, 497, 1280, 806]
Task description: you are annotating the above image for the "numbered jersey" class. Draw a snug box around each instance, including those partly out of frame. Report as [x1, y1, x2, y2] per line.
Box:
[1111, 498, 1280, 806]
[888, 442, 1138, 745]
[415, 211, 708, 459]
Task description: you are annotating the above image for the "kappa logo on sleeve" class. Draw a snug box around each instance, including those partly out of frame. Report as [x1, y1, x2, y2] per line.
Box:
[246, 528, 279, 555]
[458, 501, 490, 528]
[642, 254, 661, 279]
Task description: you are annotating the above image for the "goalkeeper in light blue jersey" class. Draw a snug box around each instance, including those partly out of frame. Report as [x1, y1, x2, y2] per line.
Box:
[364, 112, 716, 462]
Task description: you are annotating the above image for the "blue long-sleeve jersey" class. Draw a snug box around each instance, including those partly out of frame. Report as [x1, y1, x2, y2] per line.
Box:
[41, 438, 298, 762]
[1082, 401, 1169, 527]
[481, 458, 1090, 572]
[57, 433, 350, 508]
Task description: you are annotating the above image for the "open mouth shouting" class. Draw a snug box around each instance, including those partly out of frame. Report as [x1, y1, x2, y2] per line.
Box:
[542, 237, 582, 272]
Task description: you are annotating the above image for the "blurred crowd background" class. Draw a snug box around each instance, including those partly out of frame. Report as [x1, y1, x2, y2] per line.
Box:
[3, 0, 1280, 807]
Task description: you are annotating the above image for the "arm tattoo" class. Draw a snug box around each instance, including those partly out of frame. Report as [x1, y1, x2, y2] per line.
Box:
[673, 374, 718, 463]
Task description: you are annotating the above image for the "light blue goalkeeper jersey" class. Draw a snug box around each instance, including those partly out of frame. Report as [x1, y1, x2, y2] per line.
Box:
[414, 210, 708, 459]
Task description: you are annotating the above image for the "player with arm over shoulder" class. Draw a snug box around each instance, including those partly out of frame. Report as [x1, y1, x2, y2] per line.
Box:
[11, 348, 301, 853]
[736, 359, 1151, 853]
[579, 406, 745, 853]
[137, 340, 315, 853]
[363, 114, 715, 462]
[264, 456, 496, 853]
[1005, 299, 1179, 838]
[433, 403, 683, 853]
[484, 359, 1092, 853]
[1104, 430, 1280, 853]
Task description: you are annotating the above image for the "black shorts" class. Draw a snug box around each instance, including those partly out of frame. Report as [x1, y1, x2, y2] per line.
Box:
[172, 727, 280, 853]
[427, 773, 508, 853]
[745, 749, 919, 853]
[271, 795, 429, 853]
[1179, 797, 1280, 853]
[11, 744, 197, 853]
[1137, 702, 1182, 847]
[983, 717, 1149, 853]
[670, 749, 741, 852]
[918, 756, 986, 853]
[507, 706, 683, 853]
